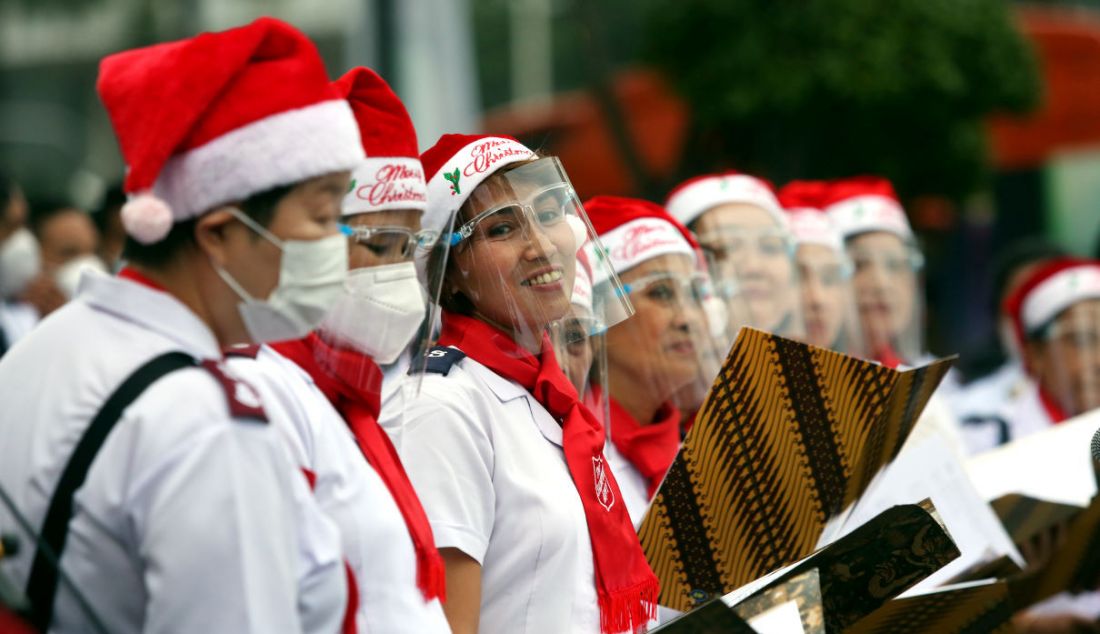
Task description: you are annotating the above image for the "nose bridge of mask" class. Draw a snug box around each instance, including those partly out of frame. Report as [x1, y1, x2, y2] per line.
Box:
[228, 206, 285, 249]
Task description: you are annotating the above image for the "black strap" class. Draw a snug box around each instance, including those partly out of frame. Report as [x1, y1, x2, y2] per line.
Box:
[25, 351, 196, 631]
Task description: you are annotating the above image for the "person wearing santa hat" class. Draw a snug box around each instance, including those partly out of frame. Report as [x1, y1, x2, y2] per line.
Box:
[777, 180, 864, 355]
[0, 18, 361, 633]
[584, 196, 720, 528]
[224, 67, 450, 633]
[1001, 258, 1100, 437]
[382, 134, 658, 634]
[665, 171, 802, 348]
[820, 176, 928, 368]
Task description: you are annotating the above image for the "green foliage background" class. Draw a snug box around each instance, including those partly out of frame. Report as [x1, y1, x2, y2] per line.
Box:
[643, 0, 1041, 200]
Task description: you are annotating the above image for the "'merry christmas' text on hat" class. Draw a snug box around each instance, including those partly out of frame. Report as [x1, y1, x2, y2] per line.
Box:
[98, 17, 364, 244]
[664, 171, 784, 229]
[1003, 257, 1100, 346]
[335, 66, 426, 216]
[419, 134, 535, 235]
[585, 196, 698, 277]
[822, 176, 913, 241]
[778, 180, 843, 253]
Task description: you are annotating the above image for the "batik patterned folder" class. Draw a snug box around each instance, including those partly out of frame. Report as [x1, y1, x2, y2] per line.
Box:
[639, 327, 956, 611]
[846, 580, 1014, 634]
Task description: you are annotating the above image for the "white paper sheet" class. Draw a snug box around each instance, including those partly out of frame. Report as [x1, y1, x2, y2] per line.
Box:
[747, 600, 804, 634]
[965, 410, 1100, 508]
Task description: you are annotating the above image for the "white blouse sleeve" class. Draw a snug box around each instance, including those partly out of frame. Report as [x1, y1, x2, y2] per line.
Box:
[399, 375, 496, 564]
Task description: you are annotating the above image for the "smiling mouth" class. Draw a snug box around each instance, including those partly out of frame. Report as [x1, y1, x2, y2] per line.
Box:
[521, 269, 564, 287]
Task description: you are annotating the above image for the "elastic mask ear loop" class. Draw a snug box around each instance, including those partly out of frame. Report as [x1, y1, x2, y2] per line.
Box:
[214, 263, 259, 304]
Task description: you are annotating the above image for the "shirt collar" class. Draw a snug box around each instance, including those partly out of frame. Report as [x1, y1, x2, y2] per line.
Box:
[80, 272, 222, 359]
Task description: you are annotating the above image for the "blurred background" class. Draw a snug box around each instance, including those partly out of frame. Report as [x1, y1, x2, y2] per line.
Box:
[3, 0, 1100, 376]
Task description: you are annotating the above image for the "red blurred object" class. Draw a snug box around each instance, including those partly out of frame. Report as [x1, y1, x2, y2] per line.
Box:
[989, 6, 1100, 169]
[0, 607, 35, 634]
[481, 69, 689, 200]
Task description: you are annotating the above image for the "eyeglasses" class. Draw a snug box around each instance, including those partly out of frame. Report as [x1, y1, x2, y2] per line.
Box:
[448, 183, 581, 247]
[338, 223, 440, 260]
[849, 248, 925, 275]
[621, 272, 712, 308]
[696, 227, 795, 262]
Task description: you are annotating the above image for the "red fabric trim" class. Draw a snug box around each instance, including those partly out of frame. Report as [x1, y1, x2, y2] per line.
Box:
[300, 468, 317, 491]
[118, 266, 168, 292]
[271, 335, 446, 602]
[438, 311, 658, 633]
[608, 397, 681, 499]
[341, 560, 359, 634]
[1037, 386, 1069, 425]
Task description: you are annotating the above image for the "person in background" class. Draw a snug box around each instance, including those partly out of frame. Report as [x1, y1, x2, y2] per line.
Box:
[952, 238, 1065, 454]
[0, 174, 39, 356]
[28, 200, 107, 302]
[665, 171, 802, 344]
[586, 195, 716, 528]
[777, 180, 864, 355]
[0, 18, 362, 632]
[229, 66, 451, 633]
[387, 133, 658, 634]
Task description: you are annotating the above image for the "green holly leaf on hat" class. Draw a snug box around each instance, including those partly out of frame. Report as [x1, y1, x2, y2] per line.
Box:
[444, 168, 461, 195]
[347, 179, 356, 194]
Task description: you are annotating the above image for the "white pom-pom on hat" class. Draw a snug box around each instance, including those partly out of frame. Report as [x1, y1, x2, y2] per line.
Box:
[121, 192, 174, 245]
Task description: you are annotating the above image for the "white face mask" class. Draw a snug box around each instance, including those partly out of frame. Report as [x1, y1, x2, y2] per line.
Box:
[0, 227, 41, 299]
[215, 209, 349, 344]
[55, 254, 109, 299]
[320, 261, 427, 364]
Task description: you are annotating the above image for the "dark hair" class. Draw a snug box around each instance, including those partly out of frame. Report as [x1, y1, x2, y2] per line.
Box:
[122, 184, 293, 269]
[93, 183, 127, 234]
[27, 198, 85, 237]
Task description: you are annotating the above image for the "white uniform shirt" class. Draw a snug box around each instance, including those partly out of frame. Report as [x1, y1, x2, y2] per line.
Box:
[226, 346, 450, 634]
[604, 442, 650, 530]
[384, 353, 605, 633]
[0, 273, 345, 634]
[0, 299, 37, 352]
[951, 361, 1031, 454]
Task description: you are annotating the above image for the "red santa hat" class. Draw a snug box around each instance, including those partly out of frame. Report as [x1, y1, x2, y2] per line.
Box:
[335, 67, 427, 216]
[822, 176, 913, 241]
[419, 133, 535, 234]
[585, 196, 698, 277]
[664, 171, 784, 229]
[777, 180, 843, 252]
[98, 18, 364, 245]
[1003, 257, 1100, 347]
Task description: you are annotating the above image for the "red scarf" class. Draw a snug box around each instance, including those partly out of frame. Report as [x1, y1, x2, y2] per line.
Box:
[438, 312, 658, 634]
[271, 334, 446, 602]
[1037, 385, 1069, 425]
[608, 398, 681, 498]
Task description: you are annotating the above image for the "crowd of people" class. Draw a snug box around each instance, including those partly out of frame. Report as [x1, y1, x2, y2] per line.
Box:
[0, 16, 1098, 634]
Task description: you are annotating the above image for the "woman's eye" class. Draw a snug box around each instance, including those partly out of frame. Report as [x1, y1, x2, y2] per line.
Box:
[536, 208, 564, 225]
[646, 282, 676, 301]
[760, 238, 787, 256]
[485, 222, 516, 239]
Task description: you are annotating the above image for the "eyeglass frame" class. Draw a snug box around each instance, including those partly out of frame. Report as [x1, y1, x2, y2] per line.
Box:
[447, 182, 580, 247]
[338, 223, 440, 259]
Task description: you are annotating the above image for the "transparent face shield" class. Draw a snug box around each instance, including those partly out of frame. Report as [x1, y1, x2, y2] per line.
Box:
[439, 156, 633, 359]
[602, 254, 726, 422]
[310, 205, 449, 383]
[846, 232, 925, 365]
[1026, 299, 1100, 418]
[691, 205, 804, 347]
[796, 243, 866, 356]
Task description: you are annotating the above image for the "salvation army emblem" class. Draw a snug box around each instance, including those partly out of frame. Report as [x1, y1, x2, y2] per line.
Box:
[592, 455, 615, 511]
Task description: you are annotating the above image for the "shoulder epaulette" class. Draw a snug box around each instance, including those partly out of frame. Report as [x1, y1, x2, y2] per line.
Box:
[199, 359, 268, 422]
[412, 346, 467, 377]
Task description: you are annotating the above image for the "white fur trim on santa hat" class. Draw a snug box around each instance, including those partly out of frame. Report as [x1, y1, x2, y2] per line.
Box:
[1021, 264, 1100, 332]
[343, 157, 427, 216]
[423, 137, 534, 234]
[151, 99, 364, 223]
[786, 208, 843, 253]
[599, 217, 695, 276]
[666, 174, 784, 228]
[571, 262, 594, 313]
[825, 194, 912, 241]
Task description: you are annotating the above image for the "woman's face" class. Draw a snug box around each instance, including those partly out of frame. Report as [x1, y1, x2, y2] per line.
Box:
[605, 254, 708, 403]
[798, 244, 848, 349]
[445, 175, 578, 338]
[343, 208, 423, 269]
[847, 231, 918, 353]
[693, 203, 797, 333]
[1025, 299, 1100, 417]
